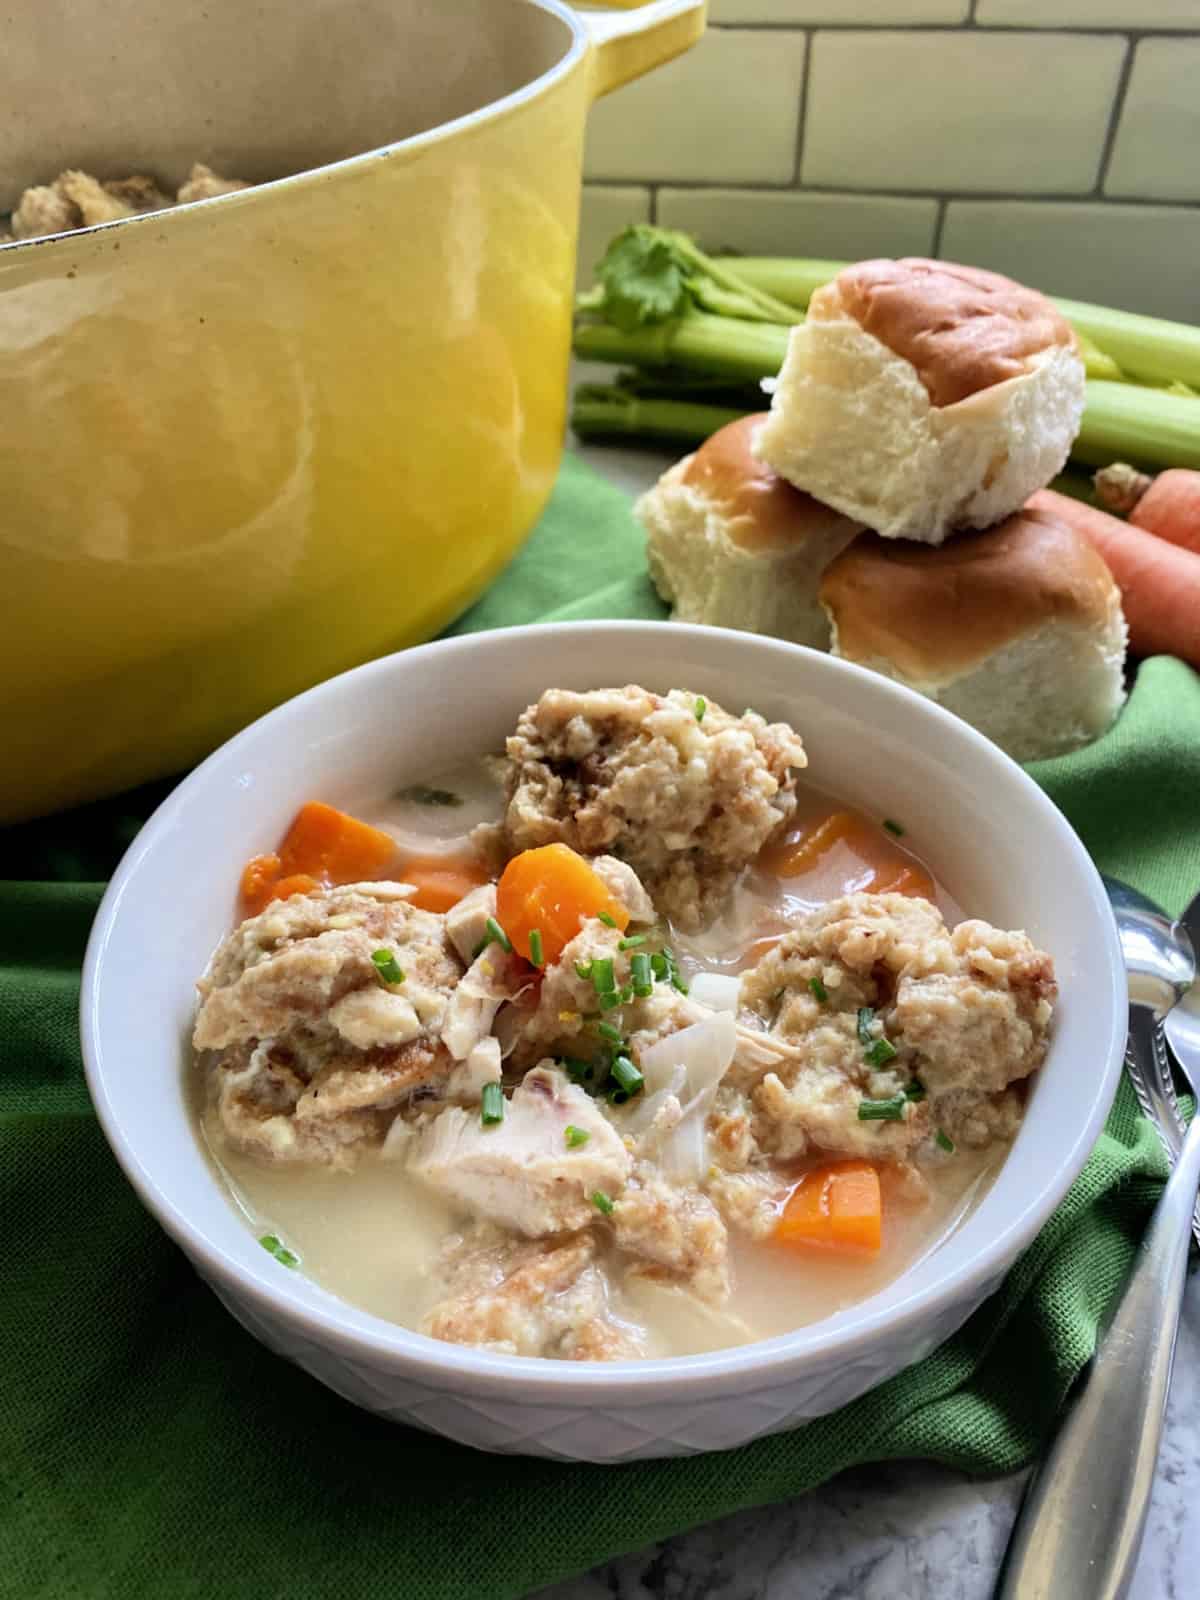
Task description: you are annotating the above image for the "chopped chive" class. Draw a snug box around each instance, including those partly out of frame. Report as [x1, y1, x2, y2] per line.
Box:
[259, 1234, 298, 1268]
[563, 1058, 595, 1083]
[904, 1080, 927, 1102]
[591, 957, 616, 995]
[650, 951, 668, 980]
[575, 960, 594, 981]
[591, 1190, 615, 1217]
[883, 818, 905, 837]
[670, 968, 689, 996]
[481, 1082, 505, 1126]
[371, 948, 405, 985]
[483, 916, 512, 954]
[809, 976, 828, 1003]
[597, 1022, 623, 1045]
[528, 929, 544, 968]
[565, 1124, 590, 1149]
[400, 784, 463, 808]
[864, 1037, 898, 1068]
[694, 696, 707, 722]
[630, 951, 653, 997]
[618, 934, 647, 950]
[936, 1128, 956, 1153]
[599, 991, 623, 1012]
[857, 1006, 876, 1045]
[597, 911, 617, 928]
[857, 1095, 907, 1122]
[610, 1055, 644, 1099]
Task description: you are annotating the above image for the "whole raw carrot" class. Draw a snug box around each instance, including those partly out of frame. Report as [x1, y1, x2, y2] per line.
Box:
[1094, 463, 1200, 556]
[1028, 489, 1200, 667]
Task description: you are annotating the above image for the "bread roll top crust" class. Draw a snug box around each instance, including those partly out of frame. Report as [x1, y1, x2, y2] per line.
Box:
[681, 414, 857, 553]
[819, 508, 1120, 683]
[816, 258, 1076, 408]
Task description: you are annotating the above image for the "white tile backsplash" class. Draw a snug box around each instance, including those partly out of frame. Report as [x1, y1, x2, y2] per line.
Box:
[977, 0, 1200, 26]
[657, 187, 939, 258]
[710, 1, 967, 20]
[1106, 39, 1200, 203]
[583, 29, 807, 184]
[576, 10, 1200, 323]
[941, 200, 1200, 321]
[802, 31, 1125, 193]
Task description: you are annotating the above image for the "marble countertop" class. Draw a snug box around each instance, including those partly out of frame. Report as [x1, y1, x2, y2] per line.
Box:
[534, 437, 1200, 1600]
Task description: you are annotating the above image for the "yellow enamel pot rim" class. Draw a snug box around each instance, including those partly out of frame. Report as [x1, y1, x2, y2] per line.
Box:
[0, 0, 699, 258]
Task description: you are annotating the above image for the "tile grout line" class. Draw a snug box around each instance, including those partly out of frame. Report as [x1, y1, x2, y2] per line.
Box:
[931, 197, 948, 258]
[582, 177, 1199, 212]
[1094, 34, 1137, 198]
[791, 28, 815, 191]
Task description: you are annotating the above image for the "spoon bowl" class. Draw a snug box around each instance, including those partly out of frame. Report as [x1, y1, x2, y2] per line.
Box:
[1102, 875, 1195, 1019]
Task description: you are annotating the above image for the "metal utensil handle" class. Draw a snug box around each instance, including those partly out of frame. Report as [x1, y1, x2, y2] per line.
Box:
[995, 1109, 1200, 1600]
[1125, 1006, 1200, 1246]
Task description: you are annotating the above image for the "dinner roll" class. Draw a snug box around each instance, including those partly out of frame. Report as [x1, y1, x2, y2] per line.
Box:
[755, 259, 1086, 544]
[636, 414, 864, 650]
[819, 506, 1127, 762]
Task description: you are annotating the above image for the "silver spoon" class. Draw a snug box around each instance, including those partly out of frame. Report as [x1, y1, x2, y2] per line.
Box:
[996, 879, 1195, 1600]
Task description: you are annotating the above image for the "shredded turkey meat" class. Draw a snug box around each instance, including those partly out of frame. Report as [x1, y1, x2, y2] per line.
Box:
[3, 162, 248, 243]
[500, 686, 807, 930]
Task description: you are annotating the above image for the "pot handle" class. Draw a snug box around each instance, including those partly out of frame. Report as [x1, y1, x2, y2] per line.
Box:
[582, 0, 706, 100]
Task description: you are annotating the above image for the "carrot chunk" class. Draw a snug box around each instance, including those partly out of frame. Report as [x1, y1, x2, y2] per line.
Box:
[496, 843, 630, 966]
[277, 801, 397, 883]
[397, 854, 491, 915]
[271, 873, 322, 903]
[868, 862, 936, 900]
[759, 811, 860, 878]
[775, 1160, 882, 1256]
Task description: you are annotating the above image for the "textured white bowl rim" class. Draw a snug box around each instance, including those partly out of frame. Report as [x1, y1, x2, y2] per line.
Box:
[81, 621, 1126, 1399]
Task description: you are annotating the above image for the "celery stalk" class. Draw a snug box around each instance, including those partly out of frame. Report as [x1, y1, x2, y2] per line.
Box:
[724, 257, 844, 309]
[1052, 298, 1200, 391]
[571, 385, 746, 446]
[574, 312, 790, 384]
[1072, 380, 1200, 471]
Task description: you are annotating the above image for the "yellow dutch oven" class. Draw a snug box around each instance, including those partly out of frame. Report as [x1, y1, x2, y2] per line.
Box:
[0, 0, 704, 822]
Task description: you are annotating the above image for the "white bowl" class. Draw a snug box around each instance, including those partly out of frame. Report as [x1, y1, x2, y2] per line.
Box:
[80, 622, 1125, 1462]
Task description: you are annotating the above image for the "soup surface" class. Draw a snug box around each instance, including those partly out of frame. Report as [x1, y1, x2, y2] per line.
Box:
[193, 687, 1056, 1360]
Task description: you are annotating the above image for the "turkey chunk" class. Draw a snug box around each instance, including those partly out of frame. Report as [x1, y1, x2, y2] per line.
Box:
[423, 1225, 643, 1360]
[194, 885, 463, 1165]
[739, 894, 1054, 1163]
[501, 686, 806, 930]
[408, 1066, 632, 1236]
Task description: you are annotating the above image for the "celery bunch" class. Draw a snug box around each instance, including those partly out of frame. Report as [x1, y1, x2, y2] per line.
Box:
[572, 227, 1200, 472]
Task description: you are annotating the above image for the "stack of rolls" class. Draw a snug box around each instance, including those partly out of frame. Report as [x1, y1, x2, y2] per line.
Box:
[636, 256, 1129, 762]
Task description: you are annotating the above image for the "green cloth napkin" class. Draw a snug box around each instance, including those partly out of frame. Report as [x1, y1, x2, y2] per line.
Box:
[4, 454, 1200, 1600]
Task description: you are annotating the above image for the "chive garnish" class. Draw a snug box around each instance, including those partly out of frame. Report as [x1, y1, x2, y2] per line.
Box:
[650, 951, 668, 980]
[618, 934, 647, 950]
[610, 1055, 644, 1099]
[856, 1006, 875, 1045]
[630, 951, 653, 997]
[904, 1080, 927, 1102]
[591, 1190, 615, 1216]
[883, 818, 905, 837]
[563, 1058, 594, 1083]
[864, 1037, 898, 1068]
[936, 1128, 956, 1153]
[528, 928, 544, 968]
[401, 785, 463, 808]
[591, 957, 616, 995]
[597, 911, 617, 928]
[694, 696, 707, 722]
[476, 916, 512, 955]
[599, 991, 623, 1012]
[809, 976, 828, 1003]
[575, 960, 594, 981]
[481, 1082, 504, 1126]
[857, 1096, 907, 1122]
[259, 1234, 298, 1268]
[597, 1021, 623, 1045]
[371, 948, 405, 985]
[565, 1124, 590, 1149]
